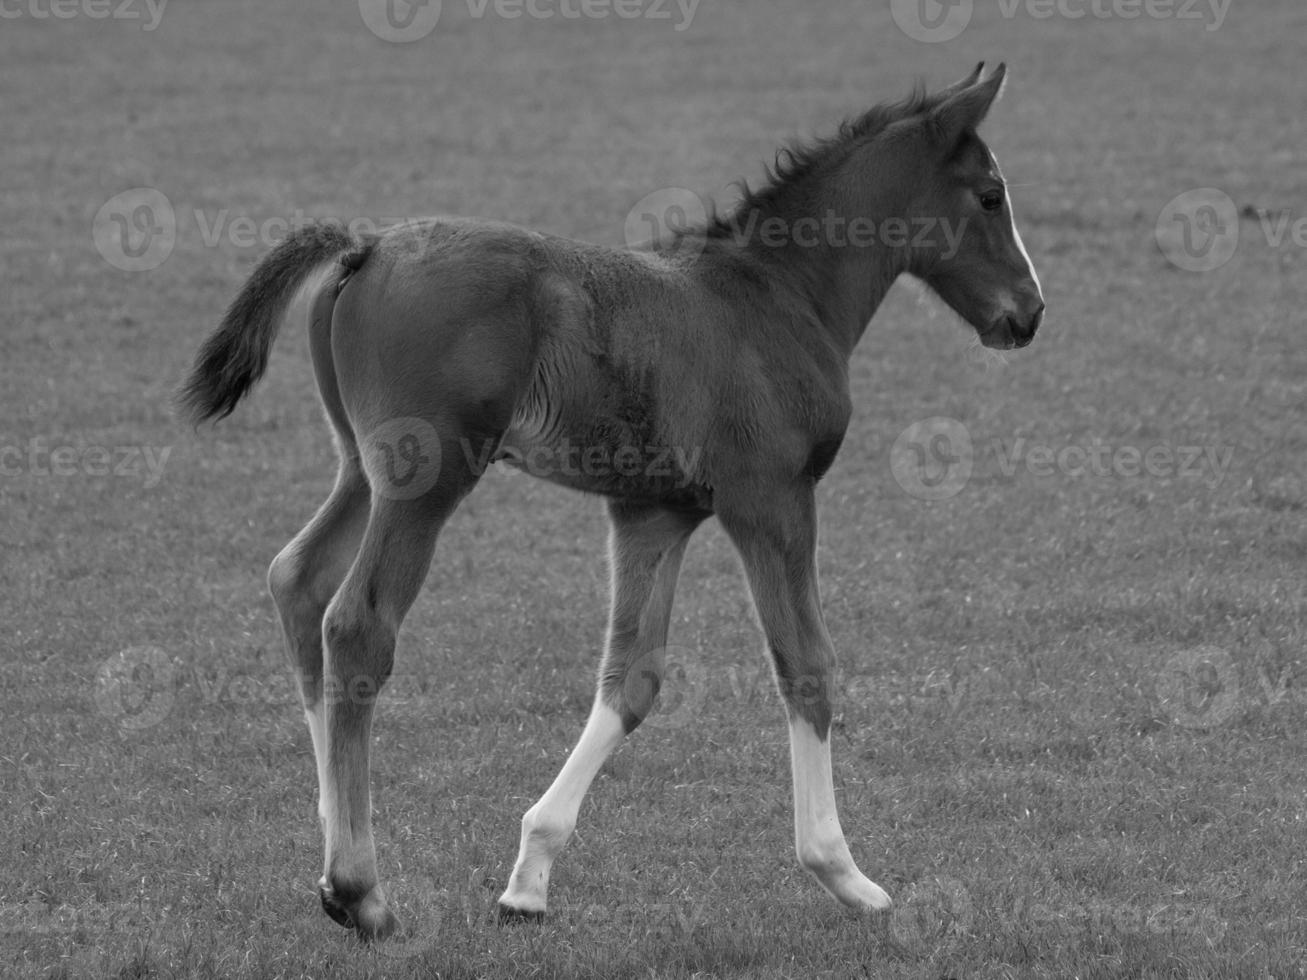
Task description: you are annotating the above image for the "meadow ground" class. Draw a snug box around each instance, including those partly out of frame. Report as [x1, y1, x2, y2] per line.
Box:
[2, 0, 1306, 977]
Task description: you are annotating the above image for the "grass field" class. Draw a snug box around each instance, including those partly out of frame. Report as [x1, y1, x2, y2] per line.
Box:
[3, 0, 1306, 977]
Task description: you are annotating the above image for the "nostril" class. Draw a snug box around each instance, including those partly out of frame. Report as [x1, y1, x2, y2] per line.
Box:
[1028, 302, 1045, 334]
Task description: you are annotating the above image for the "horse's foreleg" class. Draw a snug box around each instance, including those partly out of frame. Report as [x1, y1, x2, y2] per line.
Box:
[719, 485, 890, 914]
[498, 501, 703, 919]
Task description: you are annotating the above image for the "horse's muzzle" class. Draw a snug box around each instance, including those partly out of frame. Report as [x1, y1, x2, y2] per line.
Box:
[981, 302, 1044, 350]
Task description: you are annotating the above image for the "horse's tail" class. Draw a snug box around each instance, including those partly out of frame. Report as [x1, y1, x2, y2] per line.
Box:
[177, 224, 376, 425]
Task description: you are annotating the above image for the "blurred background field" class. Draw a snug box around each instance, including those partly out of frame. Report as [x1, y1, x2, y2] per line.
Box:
[2, 1, 1305, 977]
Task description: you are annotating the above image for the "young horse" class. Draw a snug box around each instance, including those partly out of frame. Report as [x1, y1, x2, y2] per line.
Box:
[180, 63, 1043, 940]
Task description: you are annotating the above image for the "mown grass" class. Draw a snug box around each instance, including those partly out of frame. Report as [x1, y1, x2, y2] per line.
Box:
[2, 1, 1305, 977]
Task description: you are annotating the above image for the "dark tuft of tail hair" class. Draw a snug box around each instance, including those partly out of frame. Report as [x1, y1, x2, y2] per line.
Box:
[177, 223, 374, 425]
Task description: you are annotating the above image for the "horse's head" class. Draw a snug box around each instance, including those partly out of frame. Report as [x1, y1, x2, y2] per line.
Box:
[902, 63, 1045, 349]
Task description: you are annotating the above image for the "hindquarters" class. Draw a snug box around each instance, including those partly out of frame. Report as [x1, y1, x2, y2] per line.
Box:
[321, 220, 565, 492]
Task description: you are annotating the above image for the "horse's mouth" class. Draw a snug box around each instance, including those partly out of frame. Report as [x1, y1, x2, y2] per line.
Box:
[979, 313, 1040, 350]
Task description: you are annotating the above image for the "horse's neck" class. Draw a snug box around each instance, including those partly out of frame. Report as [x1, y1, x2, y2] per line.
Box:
[828, 247, 904, 353]
[734, 205, 907, 358]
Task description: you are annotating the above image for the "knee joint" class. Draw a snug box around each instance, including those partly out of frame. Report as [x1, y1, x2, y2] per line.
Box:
[323, 598, 396, 679]
[269, 546, 336, 622]
[267, 548, 303, 608]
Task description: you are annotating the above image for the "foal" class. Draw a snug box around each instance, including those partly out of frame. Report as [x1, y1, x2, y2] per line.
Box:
[180, 63, 1043, 939]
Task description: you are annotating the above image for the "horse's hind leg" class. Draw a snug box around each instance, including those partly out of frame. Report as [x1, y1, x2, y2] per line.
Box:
[315, 447, 480, 940]
[268, 458, 370, 837]
[499, 500, 704, 919]
[266, 271, 378, 922]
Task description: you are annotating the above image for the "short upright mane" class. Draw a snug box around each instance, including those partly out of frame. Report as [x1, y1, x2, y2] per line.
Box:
[707, 84, 939, 238]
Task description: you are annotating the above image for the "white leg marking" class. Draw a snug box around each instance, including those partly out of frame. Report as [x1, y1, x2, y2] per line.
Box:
[305, 705, 335, 863]
[788, 716, 890, 912]
[499, 701, 627, 914]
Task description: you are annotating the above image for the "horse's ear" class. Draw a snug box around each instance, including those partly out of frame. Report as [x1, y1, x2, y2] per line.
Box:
[938, 62, 986, 101]
[929, 63, 1007, 149]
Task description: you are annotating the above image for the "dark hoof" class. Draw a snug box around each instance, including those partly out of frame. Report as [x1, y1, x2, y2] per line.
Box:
[496, 902, 545, 925]
[319, 882, 356, 930]
[318, 879, 399, 941]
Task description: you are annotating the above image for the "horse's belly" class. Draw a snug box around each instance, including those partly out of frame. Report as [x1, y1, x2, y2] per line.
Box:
[495, 425, 711, 508]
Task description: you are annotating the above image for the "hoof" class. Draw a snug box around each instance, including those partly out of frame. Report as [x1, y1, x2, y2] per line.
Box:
[496, 902, 545, 925]
[319, 880, 355, 929]
[318, 878, 400, 941]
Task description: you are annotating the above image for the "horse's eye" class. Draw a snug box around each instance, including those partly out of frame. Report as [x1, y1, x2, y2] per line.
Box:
[979, 189, 1005, 212]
